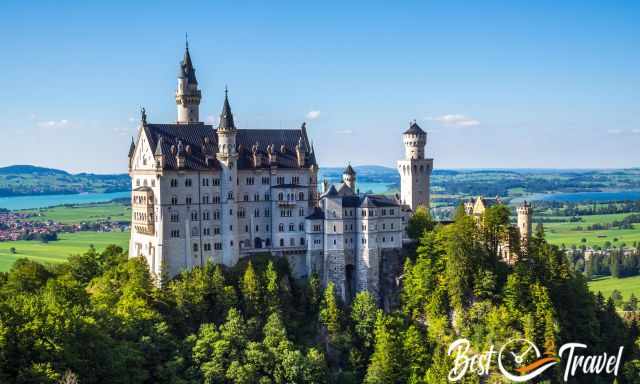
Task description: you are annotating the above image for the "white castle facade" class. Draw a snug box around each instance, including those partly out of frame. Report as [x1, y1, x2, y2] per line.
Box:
[128, 44, 432, 301]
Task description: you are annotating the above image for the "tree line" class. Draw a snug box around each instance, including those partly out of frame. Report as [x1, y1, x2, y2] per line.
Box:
[2, 205, 640, 382]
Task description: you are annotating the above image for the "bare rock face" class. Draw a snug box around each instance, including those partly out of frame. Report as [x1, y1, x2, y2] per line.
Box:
[379, 247, 407, 312]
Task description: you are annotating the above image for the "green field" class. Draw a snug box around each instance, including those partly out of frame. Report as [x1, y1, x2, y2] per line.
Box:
[588, 275, 640, 301]
[20, 202, 130, 224]
[544, 213, 640, 248]
[0, 231, 130, 271]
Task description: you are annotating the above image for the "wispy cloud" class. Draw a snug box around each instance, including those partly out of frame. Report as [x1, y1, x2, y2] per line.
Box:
[306, 110, 321, 120]
[113, 127, 132, 136]
[337, 129, 353, 135]
[37, 119, 68, 128]
[431, 114, 480, 127]
[607, 129, 640, 135]
[206, 115, 216, 124]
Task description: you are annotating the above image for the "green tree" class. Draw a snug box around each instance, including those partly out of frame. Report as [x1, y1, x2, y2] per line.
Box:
[241, 261, 263, 318]
[320, 281, 342, 339]
[406, 205, 435, 240]
[5, 258, 53, 292]
[264, 261, 281, 315]
[364, 312, 404, 384]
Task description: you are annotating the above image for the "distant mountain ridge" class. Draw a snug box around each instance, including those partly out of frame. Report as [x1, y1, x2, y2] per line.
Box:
[0, 165, 129, 197]
[0, 165, 71, 176]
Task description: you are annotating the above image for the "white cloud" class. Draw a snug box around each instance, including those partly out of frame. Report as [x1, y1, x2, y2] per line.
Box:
[37, 119, 68, 128]
[206, 115, 216, 124]
[128, 117, 137, 123]
[306, 110, 321, 120]
[607, 129, 623, 135]
[431, 114, 480, 127]
[337, 129, 353, 135]
[113, 127, 132, 136]
[632, 129, 640, 134]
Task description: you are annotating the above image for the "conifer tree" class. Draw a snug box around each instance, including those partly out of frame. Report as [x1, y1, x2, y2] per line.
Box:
[320, 281, 342, 339]
[365, 313, 404, 384]
[264, 261, 280, 315]
[241, 261, 262, 318]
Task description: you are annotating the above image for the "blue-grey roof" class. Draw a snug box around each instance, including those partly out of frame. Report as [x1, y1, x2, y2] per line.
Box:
[140, 122, 317, 171]
[178, 47, 197, 84]
[403, 121, 426, 135]
[306, 207, 325, 220]
[218, 90, 235, 130]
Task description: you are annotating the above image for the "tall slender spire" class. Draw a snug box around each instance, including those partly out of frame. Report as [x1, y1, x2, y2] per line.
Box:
[178, 37, 197, 84]
[219, 87, 236, 130]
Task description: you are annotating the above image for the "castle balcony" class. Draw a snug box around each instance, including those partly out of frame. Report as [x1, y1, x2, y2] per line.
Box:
[132, 186, 155, 236]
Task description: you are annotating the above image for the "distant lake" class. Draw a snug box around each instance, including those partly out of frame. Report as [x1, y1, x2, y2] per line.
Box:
[0, 191, 131, 210]
[324, 181, 394, 194]
[514, 191, 640, 204]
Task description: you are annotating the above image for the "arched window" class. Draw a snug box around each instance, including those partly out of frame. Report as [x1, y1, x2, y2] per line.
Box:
[279, 238, 284, 247]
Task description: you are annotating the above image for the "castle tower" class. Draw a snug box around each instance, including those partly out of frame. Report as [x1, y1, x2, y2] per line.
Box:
[216, 88, 240, 266]
[343, 164, 356, 191]
[397, 121, 433, 211]
[175, 39, 202, 123]
[517, 201, 533, 249]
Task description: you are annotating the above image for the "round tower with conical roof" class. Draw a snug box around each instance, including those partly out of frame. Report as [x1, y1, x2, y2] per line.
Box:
[175, 39, 202, 123]
[216, 88, 240, 266]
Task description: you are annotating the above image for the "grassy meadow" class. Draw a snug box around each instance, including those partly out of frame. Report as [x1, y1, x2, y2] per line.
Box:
[588, 275, 640, 301]
[0, 231, 129, 271]
[19, 202, 130, 224]
[543, 213, 640, 248]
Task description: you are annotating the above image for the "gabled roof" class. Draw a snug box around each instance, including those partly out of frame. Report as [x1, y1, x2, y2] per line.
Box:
[139, 122, 317, 171]
[306, 207, 325, 220]
[403, 121, 426, 135]
[322, 184, 339, 198]
[363, 194, 400, 207]
[337, 183, 355, 196]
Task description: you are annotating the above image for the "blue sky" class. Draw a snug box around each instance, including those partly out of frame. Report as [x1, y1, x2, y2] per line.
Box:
[0, 0, 638, 173]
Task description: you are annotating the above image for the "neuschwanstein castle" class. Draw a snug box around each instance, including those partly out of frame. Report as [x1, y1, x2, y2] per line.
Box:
[127, 43, 434, 301]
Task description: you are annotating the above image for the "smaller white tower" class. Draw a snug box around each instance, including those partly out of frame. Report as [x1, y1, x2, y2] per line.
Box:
[397, 121, 433, 211]
[342, 164, 356, 191]
[175, 39, 202, 123]
[216, 88, 240, 266]
[517, 201, 533, 248]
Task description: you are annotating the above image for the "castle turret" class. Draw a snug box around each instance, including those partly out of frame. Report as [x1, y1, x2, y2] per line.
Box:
[216, 88, 239, 266]
[216, 87, 237, 161]
[343, 163, 356, 191]
[517, 201, 533, 249]
[397, 120, 433, 211]
[175, 39, 202, 123]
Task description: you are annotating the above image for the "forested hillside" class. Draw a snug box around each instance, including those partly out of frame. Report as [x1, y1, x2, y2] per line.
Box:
[1, 206, 640, 383]
[0, 165, 129, 196]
